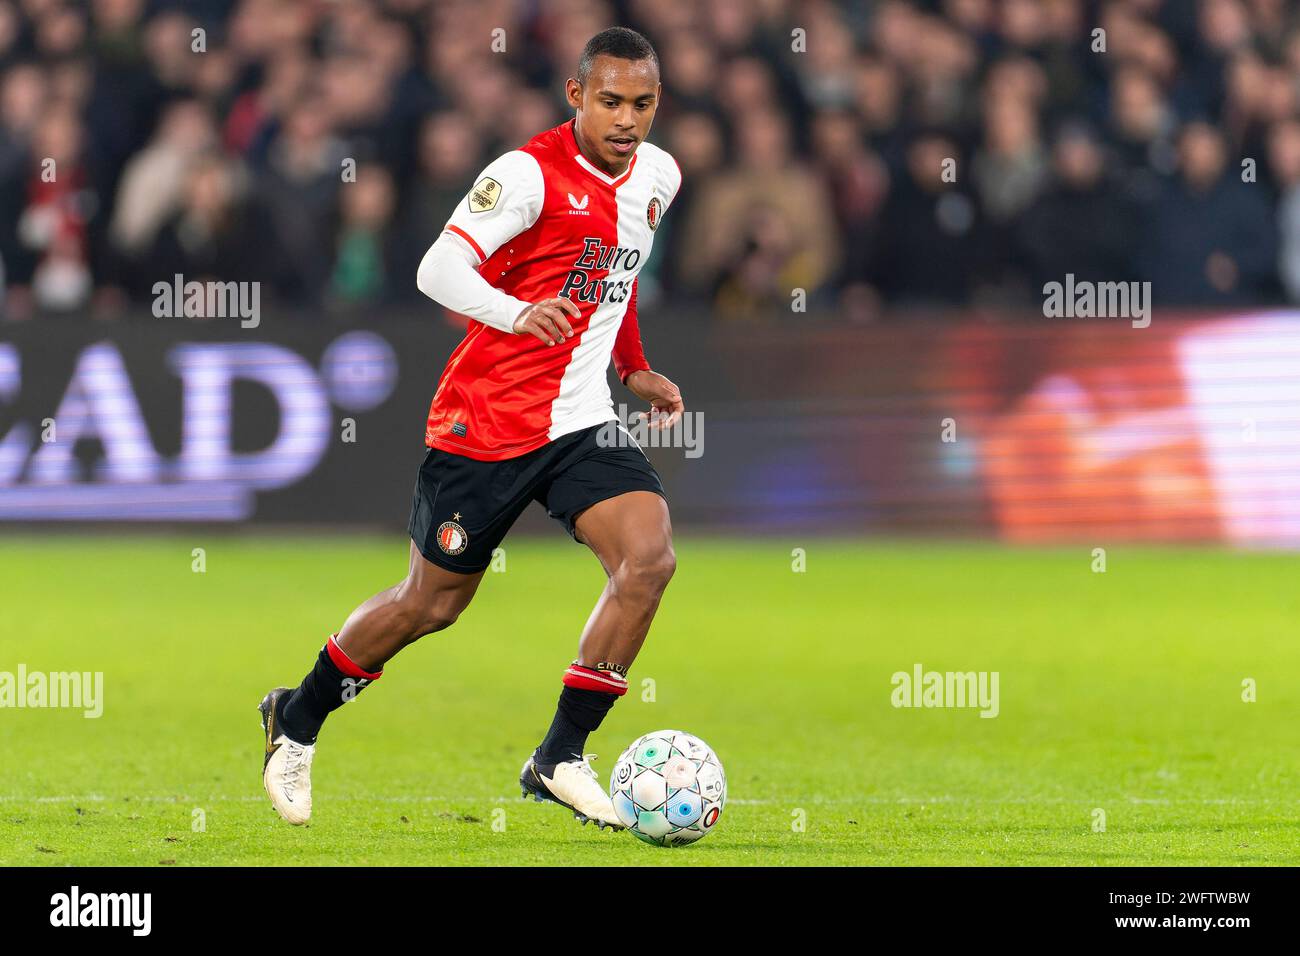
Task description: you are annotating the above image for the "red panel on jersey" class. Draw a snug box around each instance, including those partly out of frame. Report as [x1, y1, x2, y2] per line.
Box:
[612, 278, 650, 384]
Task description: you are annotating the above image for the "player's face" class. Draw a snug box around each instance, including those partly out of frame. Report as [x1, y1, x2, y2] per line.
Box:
[567, 55, 661, 173]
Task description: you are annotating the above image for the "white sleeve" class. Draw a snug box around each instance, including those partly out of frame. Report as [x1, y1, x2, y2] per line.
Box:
[665, 153, 683, 207]
[442, 150, 545, 262]
[416, 231, 531, 333]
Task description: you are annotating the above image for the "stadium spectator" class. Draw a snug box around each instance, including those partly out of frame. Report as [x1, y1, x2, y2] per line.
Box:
[251, 98, 347, 304]
[810, 107, 888, 301]
[676, 107, 839, 318]
[974, 85, 1049, 225]
[393, 110, 484, 305]
[19, 105, 94, 312]
[1016, 120, 1141, 291]
[329, 162, 398, 308]
[971, 86, 1049, 294]
[872, 130, 980, 306]
[109, 99, 217, 258]
[0, 62, 45, 301]
[1108, 65, 1178, 181]
[144, 152, 278, 300]
[657, 110, 723, 299]
[1267, 118, 1300, 301]
[1139, 121, 1278, 306]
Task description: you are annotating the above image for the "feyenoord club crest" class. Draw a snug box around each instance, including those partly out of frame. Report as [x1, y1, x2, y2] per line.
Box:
[646, 196, 662, 231]
[436, 519, 468, 555]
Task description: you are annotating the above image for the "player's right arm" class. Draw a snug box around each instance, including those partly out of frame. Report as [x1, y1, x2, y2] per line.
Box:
[416, 150, 578, 344]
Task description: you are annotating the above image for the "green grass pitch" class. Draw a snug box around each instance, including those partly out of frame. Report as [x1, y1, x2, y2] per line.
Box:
[1, 534, 1296, 866]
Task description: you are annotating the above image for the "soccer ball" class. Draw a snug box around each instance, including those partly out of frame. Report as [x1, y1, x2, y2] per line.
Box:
[609, 729, 726, 847]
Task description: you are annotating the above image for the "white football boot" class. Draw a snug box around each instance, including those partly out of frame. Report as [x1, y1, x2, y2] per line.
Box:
[259, 687, 315, 826]
[520, 752, 623, 830]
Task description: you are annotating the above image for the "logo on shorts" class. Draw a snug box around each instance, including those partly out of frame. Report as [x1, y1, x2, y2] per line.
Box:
[646, 196, 662, 231]
[437, 520, 468, 555]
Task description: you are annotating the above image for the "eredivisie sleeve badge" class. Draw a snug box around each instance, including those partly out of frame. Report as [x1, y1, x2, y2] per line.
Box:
[469, 177, 502, 213]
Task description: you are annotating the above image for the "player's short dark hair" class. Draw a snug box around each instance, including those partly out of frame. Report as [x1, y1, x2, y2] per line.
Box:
[577, 27, 659, 85]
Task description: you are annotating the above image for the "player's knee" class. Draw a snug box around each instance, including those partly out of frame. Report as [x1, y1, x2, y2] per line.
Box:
[418, 592, 466, 636]
[655, 547, 677, 589]
[395, 586, 466, 639]
[614, 544, 675, 602]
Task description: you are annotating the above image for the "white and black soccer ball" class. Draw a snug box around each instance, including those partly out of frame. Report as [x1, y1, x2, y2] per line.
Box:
[609, 730, 726, 847]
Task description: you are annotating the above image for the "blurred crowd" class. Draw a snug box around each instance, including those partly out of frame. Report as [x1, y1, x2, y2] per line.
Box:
[2, 0, 1300, 322]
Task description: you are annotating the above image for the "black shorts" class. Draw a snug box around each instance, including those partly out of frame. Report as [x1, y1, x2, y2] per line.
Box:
[408, 422, 666, 573]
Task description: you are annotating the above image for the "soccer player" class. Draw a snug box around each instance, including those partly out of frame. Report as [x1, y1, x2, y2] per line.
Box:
[259, 27, 683, 830]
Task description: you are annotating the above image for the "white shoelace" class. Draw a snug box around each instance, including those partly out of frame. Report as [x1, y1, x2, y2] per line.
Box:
[280, 742, 310, 798]
[570, 754, 600, 783]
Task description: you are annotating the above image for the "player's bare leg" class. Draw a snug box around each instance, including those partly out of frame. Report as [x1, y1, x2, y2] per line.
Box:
[260, 542, 484, 825]
[334, 541, 486, 671]
[570, 490, 676, 670]
[520, 490, 675, 828]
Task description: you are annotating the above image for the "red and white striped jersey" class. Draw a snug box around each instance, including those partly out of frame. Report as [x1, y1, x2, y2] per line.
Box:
[425, 118, 682, 461]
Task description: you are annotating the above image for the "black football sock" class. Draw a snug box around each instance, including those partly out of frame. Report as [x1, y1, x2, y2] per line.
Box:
[535, 663, 628, 765]
[279, 635, 382, 745]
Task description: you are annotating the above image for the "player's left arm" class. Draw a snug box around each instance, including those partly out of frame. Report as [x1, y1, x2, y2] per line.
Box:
[614, 278, 684, 429]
